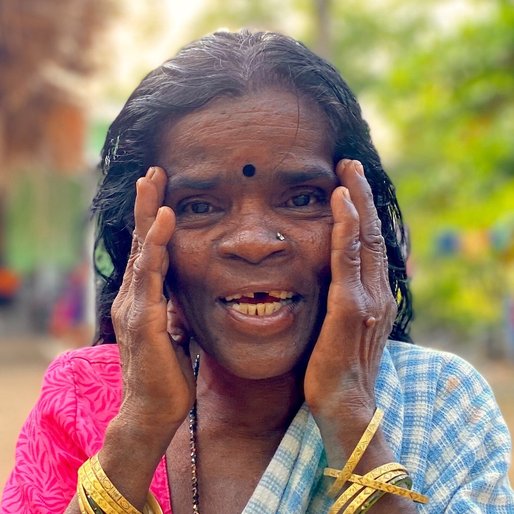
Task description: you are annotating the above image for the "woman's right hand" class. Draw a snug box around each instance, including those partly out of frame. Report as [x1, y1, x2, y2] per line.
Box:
[110, 166, 196, 441]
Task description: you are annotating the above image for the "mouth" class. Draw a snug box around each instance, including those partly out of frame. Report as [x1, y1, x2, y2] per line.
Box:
[220, 290, 301, 316]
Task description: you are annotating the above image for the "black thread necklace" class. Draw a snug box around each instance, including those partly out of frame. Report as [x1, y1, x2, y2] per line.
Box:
[189, 354, 201, 513]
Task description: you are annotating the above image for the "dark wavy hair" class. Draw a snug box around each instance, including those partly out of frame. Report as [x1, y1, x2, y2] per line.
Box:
[92, 29, 413, 344]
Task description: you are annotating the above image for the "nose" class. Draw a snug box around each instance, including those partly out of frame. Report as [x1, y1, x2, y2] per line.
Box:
[217, 216, 288, 265]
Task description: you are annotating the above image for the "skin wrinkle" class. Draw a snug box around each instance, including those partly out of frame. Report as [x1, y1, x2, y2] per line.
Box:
[159, 90, 334, 380]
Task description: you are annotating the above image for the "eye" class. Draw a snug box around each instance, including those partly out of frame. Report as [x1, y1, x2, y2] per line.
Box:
[178, 200, 214, 215]
[285, 190, 327, 208]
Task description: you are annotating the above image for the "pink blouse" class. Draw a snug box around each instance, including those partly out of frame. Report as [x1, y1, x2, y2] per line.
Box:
[1, 344, 173, 513]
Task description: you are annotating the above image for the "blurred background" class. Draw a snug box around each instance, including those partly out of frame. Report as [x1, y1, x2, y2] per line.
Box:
[1, 0, 513, 490]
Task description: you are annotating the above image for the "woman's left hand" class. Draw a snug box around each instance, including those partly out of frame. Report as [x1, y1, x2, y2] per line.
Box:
[304, 159, 397, 445]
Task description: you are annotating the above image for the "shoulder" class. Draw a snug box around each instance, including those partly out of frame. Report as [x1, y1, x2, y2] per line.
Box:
[49, 342, 121, 369]
[45, 343, 121, 386]
[384, 339, 489, 393]
[40, 344, 122, 427]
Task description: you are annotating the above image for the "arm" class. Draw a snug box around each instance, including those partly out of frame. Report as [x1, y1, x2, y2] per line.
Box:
[304, 159, 418, 512]
[68, 166, 195, 512]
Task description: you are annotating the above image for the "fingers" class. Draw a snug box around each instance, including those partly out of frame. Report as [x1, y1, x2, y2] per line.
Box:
[134, 167, 168, 242]
[132, 206, 175, 305]
[335, 160, 389, 289]
[328, 185, 361, 292]
[117, 167, 169, 299]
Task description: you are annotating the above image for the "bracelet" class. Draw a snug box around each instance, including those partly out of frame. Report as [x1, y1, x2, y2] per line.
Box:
[343, 472, 410, 514]
[349, 472, 427, 504]
[79, 459, 122, 513]
[328, 464, 406, 514]
[325, 463, 427, 503]
[77, 454, 163, 514]
[327, 408, 384, 497]
[326, 464, 429, 513]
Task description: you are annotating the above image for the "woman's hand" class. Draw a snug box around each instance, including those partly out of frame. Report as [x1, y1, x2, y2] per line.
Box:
[110, 166, 195, 440]
[304, 159, 397, 445]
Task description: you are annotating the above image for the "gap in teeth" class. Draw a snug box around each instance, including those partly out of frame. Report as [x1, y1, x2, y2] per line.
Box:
[225, 291, 293, 302]
[231, 301, 289, 316]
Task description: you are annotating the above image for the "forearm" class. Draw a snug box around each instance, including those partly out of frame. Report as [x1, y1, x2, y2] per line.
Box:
[96, 413, 179, 510]
[68, 411, 179, 513]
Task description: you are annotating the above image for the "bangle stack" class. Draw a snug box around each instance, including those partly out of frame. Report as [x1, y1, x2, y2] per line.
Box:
[77, 454, 163, 514]
[324, 408, 429, 513]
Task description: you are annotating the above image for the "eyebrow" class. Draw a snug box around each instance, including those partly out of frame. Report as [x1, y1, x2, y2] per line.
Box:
[166, 176, 221, 192]
[277, 167, 335, 186]
[165, 166, 335, 193]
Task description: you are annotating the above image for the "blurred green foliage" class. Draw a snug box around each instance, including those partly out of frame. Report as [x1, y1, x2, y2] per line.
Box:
[191, 0, 514, 346]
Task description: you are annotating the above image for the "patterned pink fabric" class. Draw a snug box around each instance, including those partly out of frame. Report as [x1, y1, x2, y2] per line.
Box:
[1, 345, 173, 513]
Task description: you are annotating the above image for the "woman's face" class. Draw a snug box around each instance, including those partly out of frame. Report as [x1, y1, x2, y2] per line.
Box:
[160, 89, 338, 379]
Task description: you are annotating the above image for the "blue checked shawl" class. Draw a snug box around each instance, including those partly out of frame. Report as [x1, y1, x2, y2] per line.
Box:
[243, 340, 514, 513]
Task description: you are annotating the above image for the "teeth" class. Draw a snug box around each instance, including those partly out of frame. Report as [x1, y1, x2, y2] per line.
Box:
[265, 302, 276, 315]
[225, 291, 293, 301]
[225, 293, 242, 301]
[231, 301, 284, 316]
[269, 290, 294, 300]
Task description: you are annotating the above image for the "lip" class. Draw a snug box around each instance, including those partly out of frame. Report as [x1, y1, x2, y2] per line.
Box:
[217, 300, 299, 337]
[215, 283, 302, 337]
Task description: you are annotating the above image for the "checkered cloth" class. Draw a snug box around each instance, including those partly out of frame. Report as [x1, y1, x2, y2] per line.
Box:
[243, 340, 514, 513]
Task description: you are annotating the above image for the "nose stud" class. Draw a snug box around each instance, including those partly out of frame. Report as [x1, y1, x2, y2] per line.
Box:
[276, 232, 285, 241]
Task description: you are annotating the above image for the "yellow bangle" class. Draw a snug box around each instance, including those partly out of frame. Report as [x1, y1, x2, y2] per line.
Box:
[328, 463, 403, 514]
[77, 455, 164, 514]
[326, 463, 428, 503]
[342, 472, 409, 514]
[90, 454, 141, 513]
[79, 459, 124, 513]
[326, 462, 429, 512]
[78, 486, 94, 514]
[349, 472, 428, 504]
[327, 408, 384, 497]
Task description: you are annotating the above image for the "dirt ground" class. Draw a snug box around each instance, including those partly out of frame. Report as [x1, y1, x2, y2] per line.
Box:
[1, 336, 513, 498]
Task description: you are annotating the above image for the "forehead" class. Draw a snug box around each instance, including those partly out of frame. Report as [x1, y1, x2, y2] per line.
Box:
[157, 89, 334, 180]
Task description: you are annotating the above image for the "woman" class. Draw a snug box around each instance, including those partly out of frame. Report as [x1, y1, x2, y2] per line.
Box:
[2, 30, 513, 514]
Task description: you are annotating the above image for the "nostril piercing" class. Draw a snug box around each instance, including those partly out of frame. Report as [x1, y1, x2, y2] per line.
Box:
[276, 232, 285, 241]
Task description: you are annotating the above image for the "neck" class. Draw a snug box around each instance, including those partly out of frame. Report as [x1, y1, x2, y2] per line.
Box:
[195, 348, 305, 439]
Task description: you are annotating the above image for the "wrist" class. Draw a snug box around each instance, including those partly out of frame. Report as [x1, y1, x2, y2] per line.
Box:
[105, 410, 180, 463]
[315, 406, 379, 469]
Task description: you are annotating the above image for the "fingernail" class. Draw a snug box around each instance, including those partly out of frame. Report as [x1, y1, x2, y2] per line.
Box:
[354, 162, 365, 177]
[156, 206, 166, 219]
[147, 167, 157, 179]
[341, 187, 351, 201]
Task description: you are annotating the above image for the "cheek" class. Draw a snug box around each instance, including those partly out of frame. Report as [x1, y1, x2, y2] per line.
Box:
[165, 233, 210, 291]
[304, 222, 332, 275]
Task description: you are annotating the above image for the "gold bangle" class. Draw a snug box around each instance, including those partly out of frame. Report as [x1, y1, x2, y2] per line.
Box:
[143, 493, 163, 514]
[324, 462, 407, 479]
[328, 463, 403, 514]
[350, 472, 428, 504]
[77, 455, 164, 514]
[78, 483, 103, 514]
[327, 408, 384, 497]
[325, 462, 429, 505]
[90, 454, 141, 513]
[342, 472, 409, 514]
[80, 457, 124, 513]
